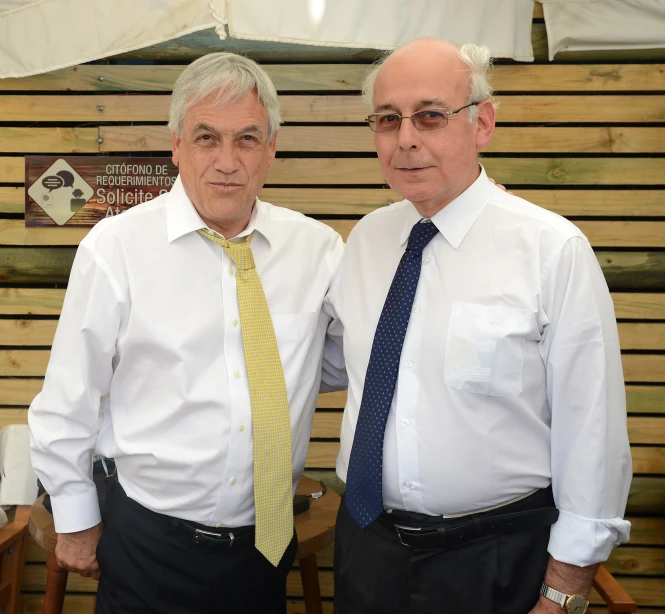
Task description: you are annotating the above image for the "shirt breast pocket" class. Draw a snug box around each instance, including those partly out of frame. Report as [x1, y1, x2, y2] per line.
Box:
[444, 302, 534, 397]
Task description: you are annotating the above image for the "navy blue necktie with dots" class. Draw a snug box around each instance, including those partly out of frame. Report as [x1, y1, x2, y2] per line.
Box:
[345, 219, 440, 529]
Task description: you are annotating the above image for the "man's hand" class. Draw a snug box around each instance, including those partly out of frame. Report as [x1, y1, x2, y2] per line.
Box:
[55, 523, 104, 580]
[529, 555, 599, 614]
[488, 177, 513, 194]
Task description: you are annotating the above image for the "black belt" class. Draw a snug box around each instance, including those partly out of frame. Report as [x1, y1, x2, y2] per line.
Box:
[174, 520, 256, 551]
[114, 482, 256, 551]
[377, 488, 559, 550]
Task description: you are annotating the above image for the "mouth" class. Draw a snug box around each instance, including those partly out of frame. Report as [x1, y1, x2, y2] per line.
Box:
[395, 166, 431, 173]
[209, 182, 243, 191]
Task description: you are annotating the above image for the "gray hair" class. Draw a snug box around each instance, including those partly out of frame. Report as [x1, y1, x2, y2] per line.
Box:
[168, 52, 282, 139]
[362, 42, 497, 123]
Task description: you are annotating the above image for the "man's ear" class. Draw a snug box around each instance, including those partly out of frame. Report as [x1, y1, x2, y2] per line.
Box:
[267, 130, 278, 168]
[172, 131, 181, 167]
[475, 100, 496, 150]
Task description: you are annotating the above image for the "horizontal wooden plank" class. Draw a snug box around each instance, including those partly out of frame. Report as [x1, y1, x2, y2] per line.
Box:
[0, 157, 24, 183]
[605, 547, 665, 576]
[627, 516, 665, 546]
[3, 95, 665, 124]
[4, 247, 665, 289]
[632, 446, 665, 474]
[613, 294, 665, 320]
[4, 157, 665, 185]
[2, 63, 663, 93]
[618, 323, 665, 350]
[97, 125, 665, 154]
[626, 386, 665, 415]
[0, 288, 66, 315]
[626, 476, 665, 514]
[6, 218, 665, 248]
[622, 354, 665, 383]
[4, 185, 665, 219]
[0, 128, 98, 154]
[2, 289, 663, 322]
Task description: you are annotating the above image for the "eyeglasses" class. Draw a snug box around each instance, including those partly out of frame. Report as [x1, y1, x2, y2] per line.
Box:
[366, 103, 478, 133]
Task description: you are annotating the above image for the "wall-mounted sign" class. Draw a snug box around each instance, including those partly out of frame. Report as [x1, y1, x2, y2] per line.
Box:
[25, 156, 178, 227]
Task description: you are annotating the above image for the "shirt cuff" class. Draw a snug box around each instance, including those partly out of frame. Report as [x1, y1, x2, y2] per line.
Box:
[548, 508, 631, 567]
[50, 488, 102, 534]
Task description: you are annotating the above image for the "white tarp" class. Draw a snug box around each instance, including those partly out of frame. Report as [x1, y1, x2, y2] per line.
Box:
[542, 0, 665, 59]
[0, 0, 224, 78]
[227, 0, 537, 61]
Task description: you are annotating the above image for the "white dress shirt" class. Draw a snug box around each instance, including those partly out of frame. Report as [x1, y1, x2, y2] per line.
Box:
[29, 176, 346, 534]
[329, 167, 632, 567]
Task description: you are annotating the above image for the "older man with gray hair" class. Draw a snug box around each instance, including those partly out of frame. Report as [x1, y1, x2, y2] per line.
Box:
[29, 52, 346, 613]
[327, 38, 632, 613]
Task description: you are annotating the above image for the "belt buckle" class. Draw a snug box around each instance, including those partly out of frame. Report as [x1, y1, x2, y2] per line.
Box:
[194, 528, 235, 549]
[393, 524, 422, 548]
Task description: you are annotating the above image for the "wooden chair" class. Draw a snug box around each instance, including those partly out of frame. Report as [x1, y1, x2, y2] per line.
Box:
[0, 505, 31, 614]
[593, 564, 637, 613]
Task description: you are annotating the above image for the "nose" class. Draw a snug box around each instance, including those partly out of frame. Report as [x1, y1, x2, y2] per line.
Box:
[396, 117, 421, 151]
[213, 140, 241, 175]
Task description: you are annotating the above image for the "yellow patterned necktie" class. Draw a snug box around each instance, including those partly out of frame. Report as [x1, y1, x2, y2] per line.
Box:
[198, 228, 293, 567]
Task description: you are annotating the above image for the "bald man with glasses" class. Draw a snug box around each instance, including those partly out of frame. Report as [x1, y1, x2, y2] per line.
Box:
[326, 38, 632, 614]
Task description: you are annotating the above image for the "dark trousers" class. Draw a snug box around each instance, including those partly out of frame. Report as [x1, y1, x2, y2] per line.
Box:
[96, 482, 298, 614]
[334, 492, 553, 614]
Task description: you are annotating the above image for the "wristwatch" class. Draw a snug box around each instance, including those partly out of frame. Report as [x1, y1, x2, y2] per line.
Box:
[540, 583, 589, 614]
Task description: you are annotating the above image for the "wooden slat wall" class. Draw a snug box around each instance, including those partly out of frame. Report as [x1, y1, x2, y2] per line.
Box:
[2, 4, 665, 612]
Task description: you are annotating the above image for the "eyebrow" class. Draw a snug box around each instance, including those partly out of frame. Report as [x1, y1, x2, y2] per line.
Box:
[192, 123, 265, 138]
[374, 98, 449, 113]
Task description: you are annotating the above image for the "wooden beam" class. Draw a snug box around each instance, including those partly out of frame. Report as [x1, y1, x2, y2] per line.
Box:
[4, 157, 665, 185]
[4, 186, 665, 218]
[5, 219, 665, 248]
[94, 125, 665, 154]
[0, 127, 98, 154]
[3, 95, 664, 123]
[2, 64, 664, 93]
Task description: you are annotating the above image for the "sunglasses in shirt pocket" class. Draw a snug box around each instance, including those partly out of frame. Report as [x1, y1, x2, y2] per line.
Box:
[444, 302, 535, 397]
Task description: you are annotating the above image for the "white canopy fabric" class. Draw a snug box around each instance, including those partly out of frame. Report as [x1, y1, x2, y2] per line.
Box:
[0, 0, 224, 78]
[226, 0, 537, 61]
[542, 0, 665, 60]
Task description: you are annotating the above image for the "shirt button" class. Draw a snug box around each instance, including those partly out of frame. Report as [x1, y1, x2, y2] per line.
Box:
[238, 424, 245, 432]
[413, 305, 420, 313]
[228, 267, 235, 276]
[401, 419, 409, 427]
[230, 478, 237, 485]
[423, 258, 430, 265]
[404, 481, 414, 489]
[232, 319, 239, 327]
[234, 370, 240, 378]
[404, 360, 412, 368]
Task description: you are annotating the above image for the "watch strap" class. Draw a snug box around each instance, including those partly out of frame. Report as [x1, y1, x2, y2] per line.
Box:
[540, 583, 567, 607]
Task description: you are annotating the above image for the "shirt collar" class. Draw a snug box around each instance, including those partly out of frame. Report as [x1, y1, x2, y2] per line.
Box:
[166, 175, 272, 248]
[399, 166, 492, 250]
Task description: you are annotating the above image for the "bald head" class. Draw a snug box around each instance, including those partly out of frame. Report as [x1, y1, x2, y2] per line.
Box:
[363, 39, 495, 121]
